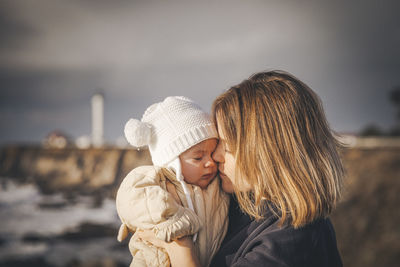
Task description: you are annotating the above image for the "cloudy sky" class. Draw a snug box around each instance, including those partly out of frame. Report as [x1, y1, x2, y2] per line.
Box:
[0, 0, 399, 144]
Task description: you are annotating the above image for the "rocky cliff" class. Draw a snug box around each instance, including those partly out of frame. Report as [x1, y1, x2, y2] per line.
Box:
[331, 147, 400, 267]
[0, 145, 151, 197]
[0, 145, 399, 267]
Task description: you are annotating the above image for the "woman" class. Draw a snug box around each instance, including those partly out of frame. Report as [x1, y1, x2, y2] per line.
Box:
[139, 70, 344, 267]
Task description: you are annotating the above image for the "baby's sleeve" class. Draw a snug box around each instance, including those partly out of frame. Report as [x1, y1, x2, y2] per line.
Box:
[116, 166, 201, 241]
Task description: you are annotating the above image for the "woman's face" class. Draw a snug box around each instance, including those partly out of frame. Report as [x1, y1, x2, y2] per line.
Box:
[212, 121, 236, 193]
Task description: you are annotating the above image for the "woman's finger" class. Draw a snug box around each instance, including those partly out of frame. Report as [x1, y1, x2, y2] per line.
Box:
[137, 229, 168, 249]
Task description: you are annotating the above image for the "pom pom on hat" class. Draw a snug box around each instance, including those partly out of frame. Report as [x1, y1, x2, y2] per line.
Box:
[124, 118, 152, 147]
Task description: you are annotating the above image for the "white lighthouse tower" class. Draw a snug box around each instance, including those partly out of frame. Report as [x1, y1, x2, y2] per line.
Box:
[91, 93, 104, 147]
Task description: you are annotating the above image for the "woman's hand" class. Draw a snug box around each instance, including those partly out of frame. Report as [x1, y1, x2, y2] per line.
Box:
[136, 229, 169, 249]
[137, 230, 200, 267]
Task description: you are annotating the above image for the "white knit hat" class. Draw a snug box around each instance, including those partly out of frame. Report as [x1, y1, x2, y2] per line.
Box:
[124, 96, 217, 242]
[124, 96, 218, 166]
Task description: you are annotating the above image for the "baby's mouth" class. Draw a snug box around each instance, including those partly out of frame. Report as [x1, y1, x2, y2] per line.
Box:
[202, 173, 214, 180]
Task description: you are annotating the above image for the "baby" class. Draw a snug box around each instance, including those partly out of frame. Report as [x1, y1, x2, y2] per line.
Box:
[116, 96, 229, 267]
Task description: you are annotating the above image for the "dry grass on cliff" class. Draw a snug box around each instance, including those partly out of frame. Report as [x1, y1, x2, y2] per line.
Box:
[331, 148, 400, 267]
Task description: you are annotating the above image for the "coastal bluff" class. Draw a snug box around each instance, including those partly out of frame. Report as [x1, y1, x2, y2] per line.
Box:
[0, 145, 151, 196]
[0, 145, 399, 267]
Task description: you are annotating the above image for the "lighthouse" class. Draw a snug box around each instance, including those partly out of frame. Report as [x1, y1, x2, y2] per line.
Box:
[91, 93, 104, 147]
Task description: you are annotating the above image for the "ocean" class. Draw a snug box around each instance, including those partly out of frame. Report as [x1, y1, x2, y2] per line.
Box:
[0, 178, 130, 267]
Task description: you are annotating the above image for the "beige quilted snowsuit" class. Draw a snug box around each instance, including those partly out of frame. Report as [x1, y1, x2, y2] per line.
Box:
[116, 165, 229, 267]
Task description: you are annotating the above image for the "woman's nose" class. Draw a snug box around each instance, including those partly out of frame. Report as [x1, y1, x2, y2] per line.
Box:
[212, 144, 224, 163]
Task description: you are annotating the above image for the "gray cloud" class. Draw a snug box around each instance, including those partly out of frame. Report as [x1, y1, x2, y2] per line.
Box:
[0, 2, 40, 51]
[0, 0, 399, 144]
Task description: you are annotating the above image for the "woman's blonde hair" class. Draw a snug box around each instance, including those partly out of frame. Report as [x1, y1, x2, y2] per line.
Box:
[212, 70, 344, 228]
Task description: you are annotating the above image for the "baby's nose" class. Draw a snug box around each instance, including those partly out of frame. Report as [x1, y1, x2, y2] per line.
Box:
[204, 158, 216, 168]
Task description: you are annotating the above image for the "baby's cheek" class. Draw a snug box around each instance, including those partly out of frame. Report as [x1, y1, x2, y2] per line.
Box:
[211, 165, 217, 173]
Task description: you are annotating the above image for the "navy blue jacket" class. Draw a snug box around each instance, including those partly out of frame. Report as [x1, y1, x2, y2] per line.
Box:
[210, 197, 342, 267]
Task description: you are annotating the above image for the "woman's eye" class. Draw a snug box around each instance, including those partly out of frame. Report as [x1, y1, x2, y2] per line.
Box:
[193, 157, 202, 161]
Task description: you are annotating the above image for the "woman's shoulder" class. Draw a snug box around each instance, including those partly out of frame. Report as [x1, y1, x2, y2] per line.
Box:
[253, 216, 337, 245]
[234, 216, 342, 267]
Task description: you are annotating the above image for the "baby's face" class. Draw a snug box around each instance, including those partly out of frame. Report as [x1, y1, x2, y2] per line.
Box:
[179, 138, 218, 189]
